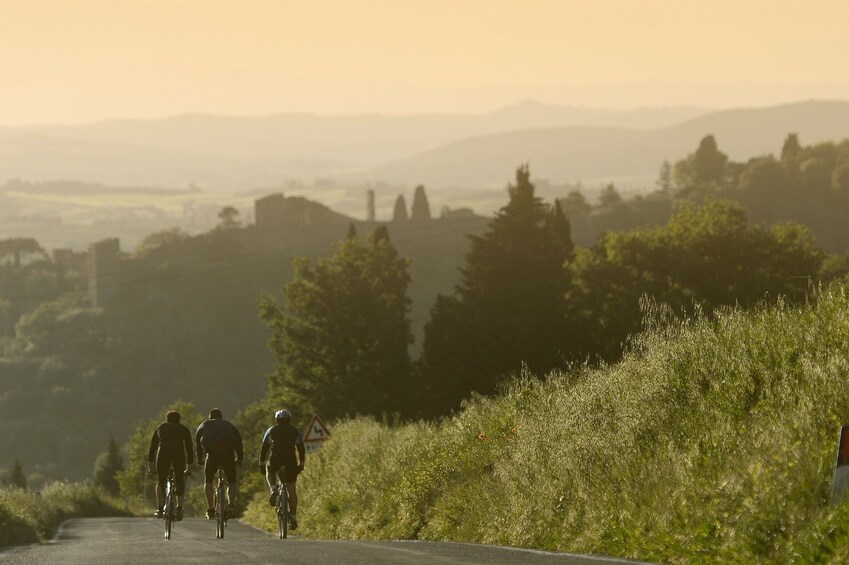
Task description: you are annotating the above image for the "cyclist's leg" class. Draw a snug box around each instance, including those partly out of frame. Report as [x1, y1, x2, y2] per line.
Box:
[286, 481, 298, 515]
[173, 452, 186, 510]
[284, 464, 299, 524]
[203, 454, 217, 513]
[264, 461, 277, 492]
[222, 459, 237, 506]
[155, 454, 170, 513]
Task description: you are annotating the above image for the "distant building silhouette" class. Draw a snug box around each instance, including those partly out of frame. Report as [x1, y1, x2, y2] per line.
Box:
[367, 190, 376, 222]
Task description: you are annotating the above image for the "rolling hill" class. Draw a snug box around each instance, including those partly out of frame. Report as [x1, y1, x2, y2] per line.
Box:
[354, 100, 849, 189]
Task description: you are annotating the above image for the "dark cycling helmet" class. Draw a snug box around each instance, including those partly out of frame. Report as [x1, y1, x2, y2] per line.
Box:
[275, 409, 291, 419]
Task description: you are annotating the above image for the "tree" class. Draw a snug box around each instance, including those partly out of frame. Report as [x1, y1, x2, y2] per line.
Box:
[420, 166, 575, 413]
[392, 195, 408, 222]
[133, 228, 189, 258]
[8, 459, 26, 490]
[567, 199, 823, 360]
[93, 434, 124, 496]
[673, 135, 729, 194]
[117, 401, 203, 502]
[260, 227, 413, 419]
[0, 238, 46, 268]
[692, 135, 728, 183]
[738, 156, 790, 194]
[410, 185, 432, 222]
[781, 133, 802, 162]
[217, 206, 241, 229]
[832, 162, 849, 193]
[657, 160, 673, 193]
[598, 183, 622, 206]
[560, 190, 591, 218]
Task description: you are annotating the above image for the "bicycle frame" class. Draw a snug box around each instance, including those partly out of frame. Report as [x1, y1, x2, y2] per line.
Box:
[213, 467, 227, 539]
[163, 471, 177, 540]
[275, 467, 289, 539]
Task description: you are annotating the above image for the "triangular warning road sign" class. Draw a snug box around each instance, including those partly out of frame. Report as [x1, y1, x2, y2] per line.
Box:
[304, 414, 331, 442]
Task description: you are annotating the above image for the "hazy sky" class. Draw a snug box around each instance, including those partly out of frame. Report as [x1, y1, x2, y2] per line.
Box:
[2, 0, 849, 125]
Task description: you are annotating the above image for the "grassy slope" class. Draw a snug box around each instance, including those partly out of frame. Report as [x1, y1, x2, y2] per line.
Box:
[243, 282, 849, 563]
[0, 483, 129, 548]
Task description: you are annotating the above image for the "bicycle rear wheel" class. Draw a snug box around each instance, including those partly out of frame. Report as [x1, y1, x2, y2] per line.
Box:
[216, 485, 226, 538]
[277, 484, 288, 539]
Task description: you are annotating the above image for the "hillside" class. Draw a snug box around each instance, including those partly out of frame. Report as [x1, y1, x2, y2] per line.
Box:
[0, 102, 706, 190]
[244, 282, 849, 563]
[357, 100, 849, 189]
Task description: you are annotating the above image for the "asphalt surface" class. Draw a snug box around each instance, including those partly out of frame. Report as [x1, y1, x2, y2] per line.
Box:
[0, 517, 652, 564]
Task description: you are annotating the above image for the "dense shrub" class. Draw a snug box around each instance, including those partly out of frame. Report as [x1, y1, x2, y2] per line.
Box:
[0, 482, 128, 548]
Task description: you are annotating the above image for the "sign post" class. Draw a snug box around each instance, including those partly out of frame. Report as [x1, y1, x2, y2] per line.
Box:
[831, 424, 849, 504]
[304, 414, 331, 454]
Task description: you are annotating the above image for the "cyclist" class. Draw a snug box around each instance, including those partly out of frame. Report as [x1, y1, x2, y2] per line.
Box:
[147, 410, 193, 521]
[259, 409, 306, 530]
[195, 408, 243, 520]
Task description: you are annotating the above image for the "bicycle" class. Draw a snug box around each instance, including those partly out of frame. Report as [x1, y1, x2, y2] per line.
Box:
[273, 467, 290, 539]
[163, 470, 178, 540]
[212, 467, 228, 539]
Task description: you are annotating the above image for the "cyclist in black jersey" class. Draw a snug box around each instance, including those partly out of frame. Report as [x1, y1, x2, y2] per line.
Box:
[259, 409, 306, 530]
[195, 408, 243, 520]
[148, 411, 193, 520]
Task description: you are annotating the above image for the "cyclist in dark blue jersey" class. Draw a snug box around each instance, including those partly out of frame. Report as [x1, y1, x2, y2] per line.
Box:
[195, 408, 243, 520]
[148, 410, 193, 520]
[259, 409, 306, 530]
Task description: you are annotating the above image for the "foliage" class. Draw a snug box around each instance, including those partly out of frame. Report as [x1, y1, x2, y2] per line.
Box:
[92, 435, 124, 496]
[0, 482, 129, 548]
[568, 199, 823, 360]
[261, 226, 413, 420]
[420, 166, 576, 414]
[243, 282, 849, 563]
[133, 227, 189, 258]
[598, 183, 622, 206]
[116, 401, 205, 515]
[410, 185, 432, 222]
[674, 134, 729, 192]
[7, 460, 26, 490]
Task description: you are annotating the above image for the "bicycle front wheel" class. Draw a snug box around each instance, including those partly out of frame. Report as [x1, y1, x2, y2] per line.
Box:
[277, 486, 288, 539]
[164, 496, 173, 540]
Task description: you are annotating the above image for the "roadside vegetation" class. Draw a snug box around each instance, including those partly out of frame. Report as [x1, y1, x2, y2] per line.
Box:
[240, 282, 849, 563]
[0, 482, 129, 548]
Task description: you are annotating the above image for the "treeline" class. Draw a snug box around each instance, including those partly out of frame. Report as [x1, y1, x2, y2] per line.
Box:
[565, 134, 849, 253]
[2, 133, 849, 480]
[259, 164, 840, 421]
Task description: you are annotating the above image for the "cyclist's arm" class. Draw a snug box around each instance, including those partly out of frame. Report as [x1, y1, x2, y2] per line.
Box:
[194, 423, 204, 463]
[233, 424, 244, 462]
[258, 428, 272, 469]
[296, 429, 306, 467]
[147, 427, 160, 464]
[182, 425, 194, 464]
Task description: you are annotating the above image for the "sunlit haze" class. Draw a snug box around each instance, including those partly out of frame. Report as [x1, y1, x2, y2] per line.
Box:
[2, 0, 849, 125]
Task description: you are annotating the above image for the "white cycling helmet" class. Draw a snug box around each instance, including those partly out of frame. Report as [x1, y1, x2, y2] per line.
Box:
[275, 409, 291, 420]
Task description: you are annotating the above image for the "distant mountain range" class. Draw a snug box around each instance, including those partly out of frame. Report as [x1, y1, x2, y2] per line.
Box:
[353, 100, 849, 189]
[1, 100, 848, 193]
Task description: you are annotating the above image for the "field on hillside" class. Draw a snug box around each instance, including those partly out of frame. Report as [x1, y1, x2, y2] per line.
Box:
[0, 182, 513, 252]
[243, 281, 849, 564]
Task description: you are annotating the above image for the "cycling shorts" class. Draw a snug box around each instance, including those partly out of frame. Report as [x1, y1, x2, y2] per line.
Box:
[267, 455, 299, 483]
[156, 450, 187, 495]
[203, 451, 237, 484]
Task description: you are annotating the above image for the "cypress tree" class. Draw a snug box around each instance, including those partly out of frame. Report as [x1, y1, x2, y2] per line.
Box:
[421, 166, 575, 414]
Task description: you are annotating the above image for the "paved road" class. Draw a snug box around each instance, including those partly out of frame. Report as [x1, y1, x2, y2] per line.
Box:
[0, 518, 651, 564]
